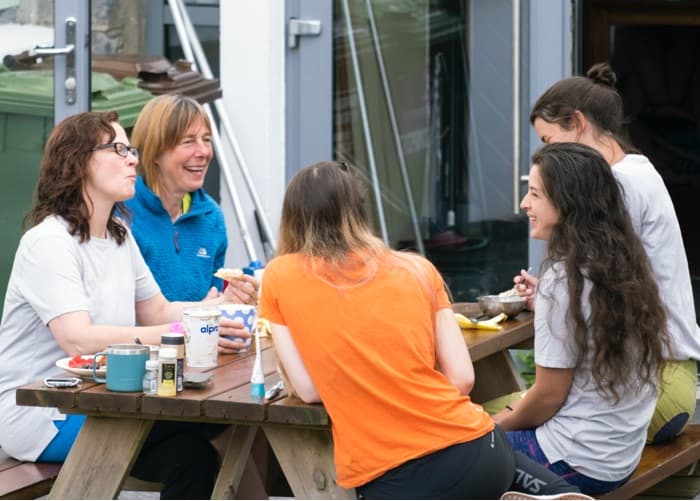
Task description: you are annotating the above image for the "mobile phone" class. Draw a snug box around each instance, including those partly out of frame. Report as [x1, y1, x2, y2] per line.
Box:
[44, 377, 82, 388]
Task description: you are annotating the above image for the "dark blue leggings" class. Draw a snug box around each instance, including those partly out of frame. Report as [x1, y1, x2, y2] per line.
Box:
[507, 428, 631, 495]
[356, 426, 578, 499]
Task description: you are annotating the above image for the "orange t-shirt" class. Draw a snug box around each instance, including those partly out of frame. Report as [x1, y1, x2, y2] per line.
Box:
[258, 251, 494, 488]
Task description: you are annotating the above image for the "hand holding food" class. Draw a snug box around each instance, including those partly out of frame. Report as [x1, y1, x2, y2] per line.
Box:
[512, 268, 537, 311]
[221, 274, 259, 305]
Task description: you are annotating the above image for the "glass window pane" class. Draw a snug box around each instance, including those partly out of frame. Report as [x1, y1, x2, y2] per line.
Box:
[333, 0, 527, 301]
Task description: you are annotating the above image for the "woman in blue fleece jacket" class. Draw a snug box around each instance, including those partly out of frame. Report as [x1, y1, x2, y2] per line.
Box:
[126, 94, 258, 308]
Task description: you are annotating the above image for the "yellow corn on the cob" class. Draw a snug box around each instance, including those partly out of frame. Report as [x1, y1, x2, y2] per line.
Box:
[454, 312, 506, 331]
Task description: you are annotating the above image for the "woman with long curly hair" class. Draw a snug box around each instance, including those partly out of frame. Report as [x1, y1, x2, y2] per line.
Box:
[494, 142, 670, 495]
[514, 62, 699, 446]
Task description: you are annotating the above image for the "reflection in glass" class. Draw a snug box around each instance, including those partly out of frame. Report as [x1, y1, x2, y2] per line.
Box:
[333, 0, 527, 301]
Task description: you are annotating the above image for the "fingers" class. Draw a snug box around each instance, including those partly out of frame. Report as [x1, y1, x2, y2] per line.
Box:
[222, 276, 259, 305]
[513, 269, 537, 305]
[204, 287, 219, 300]
[218, 317, 251, 353]
[515, 269, 537, 311]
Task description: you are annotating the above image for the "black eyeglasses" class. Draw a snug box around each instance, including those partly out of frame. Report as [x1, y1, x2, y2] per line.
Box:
[91, 142, 139, 159]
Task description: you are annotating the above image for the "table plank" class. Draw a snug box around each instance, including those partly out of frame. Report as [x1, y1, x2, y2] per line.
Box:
[266, 395, 329, 427]
[205, 372, 280, 421]
[460, 312, 534, 362]
[16, 378, 100, 410]
[77, 385, 144, 414]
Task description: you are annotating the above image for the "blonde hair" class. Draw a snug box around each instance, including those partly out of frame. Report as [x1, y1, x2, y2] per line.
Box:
[130, 94, 211, 192]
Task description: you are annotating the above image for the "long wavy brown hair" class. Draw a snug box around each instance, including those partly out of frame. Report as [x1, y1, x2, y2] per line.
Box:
[24, 110, 129, 244]
[530, 62, 638, 154]
[533, 143, 670, 402]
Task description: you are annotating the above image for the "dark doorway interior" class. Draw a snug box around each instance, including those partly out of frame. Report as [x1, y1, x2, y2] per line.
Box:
[582, 0, 700, 320]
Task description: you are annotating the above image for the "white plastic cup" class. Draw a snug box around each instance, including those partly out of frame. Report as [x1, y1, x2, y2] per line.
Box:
[183, 307, 221, 367]
[219, 303, 256, 352]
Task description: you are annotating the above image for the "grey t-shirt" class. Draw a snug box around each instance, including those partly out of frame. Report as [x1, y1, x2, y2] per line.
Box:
[534, 263, 656, 481]
[0, 216, 160, 461]
[613, 154, 700, 361]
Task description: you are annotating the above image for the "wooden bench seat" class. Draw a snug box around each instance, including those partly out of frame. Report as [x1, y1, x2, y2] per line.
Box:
[599, 424, 700, 499]
[0, 453, 60, 500]
[0, 449, 161, 500]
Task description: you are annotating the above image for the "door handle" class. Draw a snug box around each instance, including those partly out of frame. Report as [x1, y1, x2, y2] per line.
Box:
[33, 44, 74, 57]
[33, 17, 77, 105]
[288, 19, 322, 49]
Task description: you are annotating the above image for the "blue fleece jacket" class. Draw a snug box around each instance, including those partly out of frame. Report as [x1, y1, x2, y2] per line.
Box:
[125, 176, 228, 301]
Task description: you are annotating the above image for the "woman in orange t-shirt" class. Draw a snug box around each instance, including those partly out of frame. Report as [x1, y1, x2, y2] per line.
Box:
[259, 161, 583, 499]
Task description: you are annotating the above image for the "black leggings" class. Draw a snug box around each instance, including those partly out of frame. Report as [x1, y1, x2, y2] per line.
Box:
[356, 426, 578, 500]
[130, 421, 227, 500]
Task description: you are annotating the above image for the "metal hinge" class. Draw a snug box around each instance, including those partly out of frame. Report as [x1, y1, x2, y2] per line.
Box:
[288, 18, 322, 49]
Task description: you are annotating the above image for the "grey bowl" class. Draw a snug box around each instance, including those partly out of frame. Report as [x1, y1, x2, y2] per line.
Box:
[499, 296, 527, 317]
[477, 295, 502, 317]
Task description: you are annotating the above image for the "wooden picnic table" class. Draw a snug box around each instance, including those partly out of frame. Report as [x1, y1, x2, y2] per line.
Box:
[16, 304, 533, 500]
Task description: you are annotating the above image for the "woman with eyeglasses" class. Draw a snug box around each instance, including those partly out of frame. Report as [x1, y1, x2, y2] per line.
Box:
[0, 111, 238, 499]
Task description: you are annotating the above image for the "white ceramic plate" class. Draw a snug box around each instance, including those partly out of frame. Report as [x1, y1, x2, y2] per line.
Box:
[55, 356, 106, 378]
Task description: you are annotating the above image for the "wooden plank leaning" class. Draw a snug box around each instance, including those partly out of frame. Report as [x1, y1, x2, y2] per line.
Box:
[48, 417, 153, 500]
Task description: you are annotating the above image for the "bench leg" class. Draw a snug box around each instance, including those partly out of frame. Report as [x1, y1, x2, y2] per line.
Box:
[262, 425, 355, 500]
[48, 416, 153, 500]
[211, 425, 258, 499]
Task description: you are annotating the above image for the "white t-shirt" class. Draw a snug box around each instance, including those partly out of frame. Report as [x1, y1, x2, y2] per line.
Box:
[534, 263, 656, 481]
[0, 216, 160, 461]
[613, 154, 700, 361]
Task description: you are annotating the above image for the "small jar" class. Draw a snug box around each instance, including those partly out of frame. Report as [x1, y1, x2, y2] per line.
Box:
[142, 359, 158, 395]
[157, 347, 178, 397]
[161, 332, 185, 392]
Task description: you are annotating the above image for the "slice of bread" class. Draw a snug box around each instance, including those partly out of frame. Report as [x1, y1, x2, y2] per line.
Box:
[213, 267, 244, 281]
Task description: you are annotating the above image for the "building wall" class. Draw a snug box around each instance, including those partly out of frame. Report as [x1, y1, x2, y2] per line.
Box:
[219, 2, 286, 267]
[526, 0, 572, 271]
